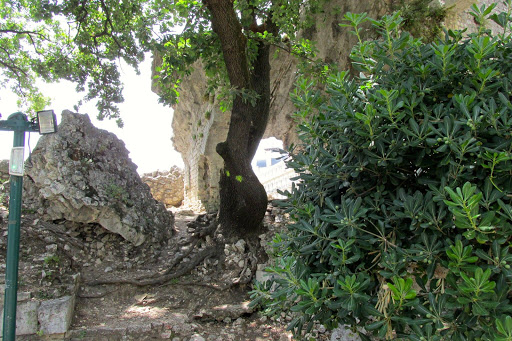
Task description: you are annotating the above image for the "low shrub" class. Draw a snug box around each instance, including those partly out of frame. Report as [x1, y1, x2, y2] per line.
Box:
[251, 2, 512, 340]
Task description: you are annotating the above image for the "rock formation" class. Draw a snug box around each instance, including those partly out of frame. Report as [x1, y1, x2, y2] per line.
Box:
[440, 0, 506, 33]
[154, 0, 501, 211]
[141, 167, 184, 208]
[23, 110, 174, 246]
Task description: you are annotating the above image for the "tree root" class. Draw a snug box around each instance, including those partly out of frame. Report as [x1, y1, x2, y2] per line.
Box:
[85, 243, 223, 287]
[168, 281, 225, 291]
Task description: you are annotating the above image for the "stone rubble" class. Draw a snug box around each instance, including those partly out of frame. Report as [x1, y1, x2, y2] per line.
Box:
[141, 166, 185, 208]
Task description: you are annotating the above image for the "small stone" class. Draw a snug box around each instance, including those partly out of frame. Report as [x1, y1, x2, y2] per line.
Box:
[234, 239, 246, 253]
[223, 317, 232, 323]
[189, 334, 206, 341]
[104, 266, 113, 273]
[17, 291, 32, 302]
[160, 331, 173, 338]
[318, 325, 326, 333]
[46, 244, 58, 253]
[260, 315, 268, 322]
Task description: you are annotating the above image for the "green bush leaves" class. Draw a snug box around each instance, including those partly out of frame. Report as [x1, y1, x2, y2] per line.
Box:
[252, 1, 512, 340]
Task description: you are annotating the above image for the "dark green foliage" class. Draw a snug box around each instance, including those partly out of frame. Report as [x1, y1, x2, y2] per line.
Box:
[251, 2, 512, 340]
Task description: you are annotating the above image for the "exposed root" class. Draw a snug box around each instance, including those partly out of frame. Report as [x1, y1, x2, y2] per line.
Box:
[168, 282, 225, 291]
[85, 243, 222, 287]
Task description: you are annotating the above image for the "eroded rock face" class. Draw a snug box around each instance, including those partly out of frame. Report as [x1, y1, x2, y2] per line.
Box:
[141, 166, 184, 208]
[24, 111, 174, 246]
[441, 0, 506, 34]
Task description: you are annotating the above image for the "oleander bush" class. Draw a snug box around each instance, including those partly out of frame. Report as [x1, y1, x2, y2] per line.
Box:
[251, 2, 512, 340]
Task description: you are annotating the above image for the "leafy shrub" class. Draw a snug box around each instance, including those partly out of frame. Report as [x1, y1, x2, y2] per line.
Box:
[252, 2, 512, 340]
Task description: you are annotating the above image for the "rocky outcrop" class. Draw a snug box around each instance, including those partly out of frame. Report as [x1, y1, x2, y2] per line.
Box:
[141, 167, 184, 208]
[441, 0, 506, 34]
[23, 110, 174, 246]
[154, 0, 500, 211]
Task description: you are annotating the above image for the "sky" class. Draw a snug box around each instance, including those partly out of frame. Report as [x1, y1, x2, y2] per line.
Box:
[0, 56, 184, 174]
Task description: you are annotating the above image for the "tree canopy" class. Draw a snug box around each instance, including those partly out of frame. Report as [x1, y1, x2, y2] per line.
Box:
[1, 0, 154, 124]
[1, 0, 320, 123]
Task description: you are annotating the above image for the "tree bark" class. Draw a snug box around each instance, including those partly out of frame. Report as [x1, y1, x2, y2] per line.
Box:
[204, 0, 277, 238]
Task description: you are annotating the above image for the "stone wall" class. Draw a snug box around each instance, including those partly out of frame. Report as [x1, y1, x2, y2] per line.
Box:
[154, 0, 502, 212]
[141, 166, 185, 208]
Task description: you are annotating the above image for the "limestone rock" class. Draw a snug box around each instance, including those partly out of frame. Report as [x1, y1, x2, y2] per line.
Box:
[194, 302, 253, 322]
[0, 300, 40, 336]
[441, 0, 505, 34]
[141, 166, 184, 207]
[330, 325, 362, 341]
[37, 295, 75, 335]
[23, 111, 174, 246]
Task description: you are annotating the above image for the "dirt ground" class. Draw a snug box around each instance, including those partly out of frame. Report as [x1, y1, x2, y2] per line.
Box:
[0, 205, 333, 341]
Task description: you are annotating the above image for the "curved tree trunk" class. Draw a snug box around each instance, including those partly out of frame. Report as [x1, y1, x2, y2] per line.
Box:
[204, 0, 277, 238]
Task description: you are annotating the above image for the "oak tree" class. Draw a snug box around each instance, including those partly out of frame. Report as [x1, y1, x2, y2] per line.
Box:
[1, 0, 321, 236]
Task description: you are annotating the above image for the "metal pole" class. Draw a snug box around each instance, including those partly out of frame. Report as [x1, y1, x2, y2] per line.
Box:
[2, 121, 25, 341]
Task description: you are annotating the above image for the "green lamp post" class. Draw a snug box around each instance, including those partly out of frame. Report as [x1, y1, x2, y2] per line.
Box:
[0, 111, 57, 341]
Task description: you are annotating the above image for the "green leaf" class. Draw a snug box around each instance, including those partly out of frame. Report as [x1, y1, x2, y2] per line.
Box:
[365, 320, 385, 330]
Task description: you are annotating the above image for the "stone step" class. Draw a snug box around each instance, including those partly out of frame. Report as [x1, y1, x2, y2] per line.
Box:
[0, 274, 79, 339]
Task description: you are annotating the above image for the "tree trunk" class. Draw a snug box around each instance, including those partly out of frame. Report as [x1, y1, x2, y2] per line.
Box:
[204, 0, 276, 238]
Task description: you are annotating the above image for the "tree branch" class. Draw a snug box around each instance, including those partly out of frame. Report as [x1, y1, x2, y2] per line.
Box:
[0, 29, 46, 39]
[203, 0, 250, 89]
[0, 46, 28, 77]
[100, 0, 126, 53]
